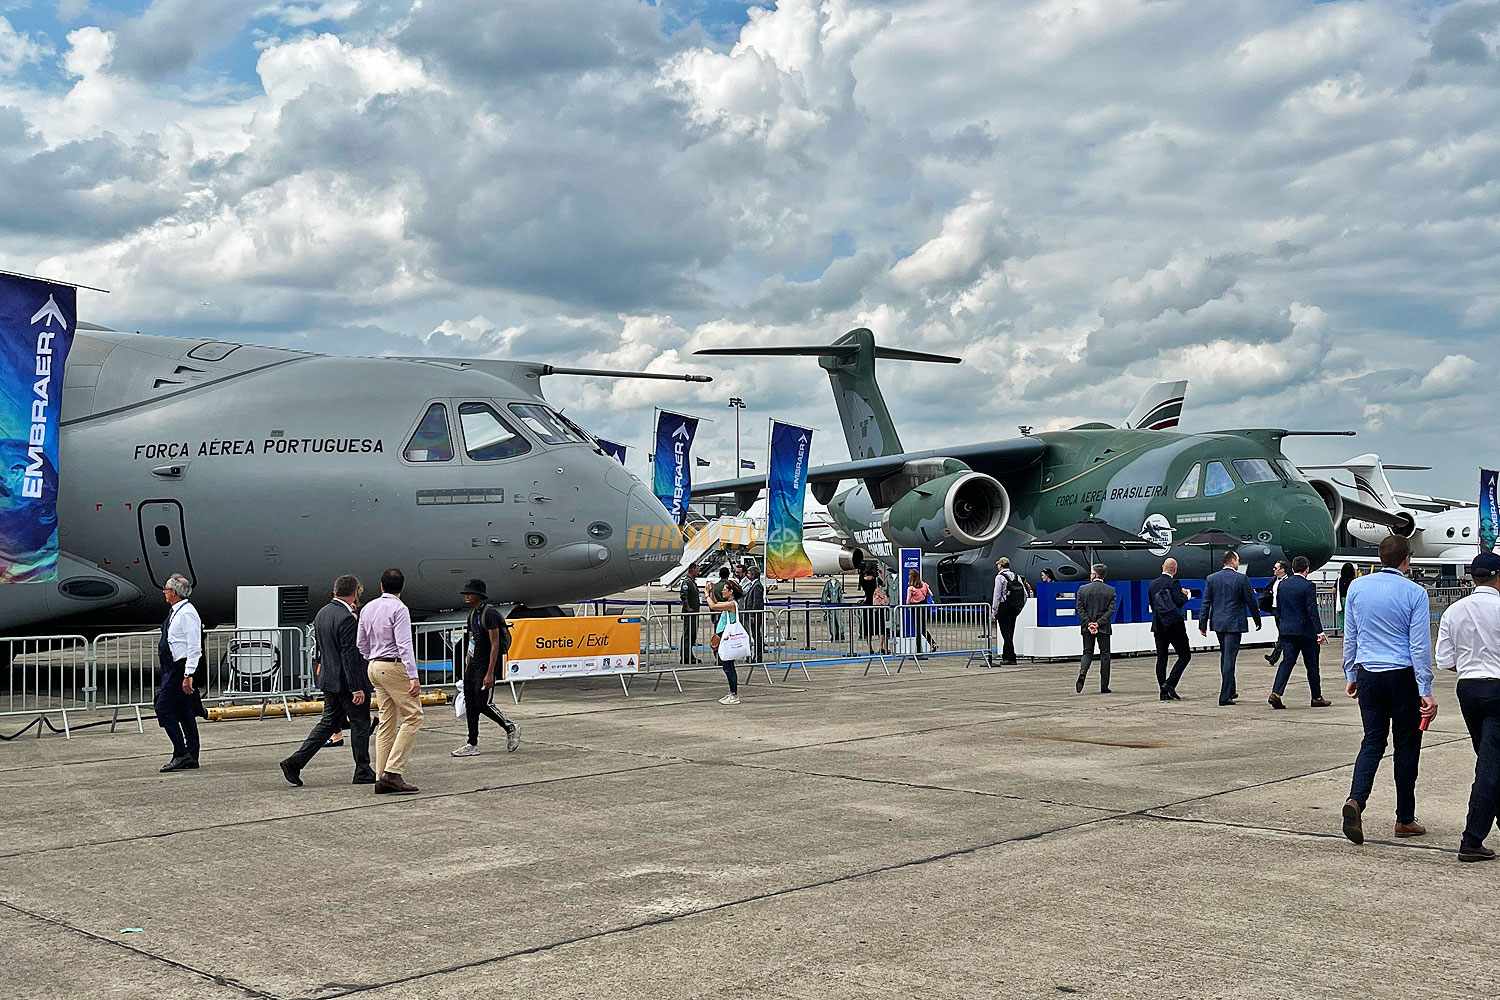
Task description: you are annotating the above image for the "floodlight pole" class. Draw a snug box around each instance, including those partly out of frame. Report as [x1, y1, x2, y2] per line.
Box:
[728, 397, 745, 474]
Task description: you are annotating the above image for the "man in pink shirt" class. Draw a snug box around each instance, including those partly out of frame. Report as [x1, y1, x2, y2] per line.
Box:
[357, 568, 424, 794]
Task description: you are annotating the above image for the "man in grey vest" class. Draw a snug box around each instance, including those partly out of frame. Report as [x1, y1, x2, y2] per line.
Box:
[1075, 564, 1117, 694]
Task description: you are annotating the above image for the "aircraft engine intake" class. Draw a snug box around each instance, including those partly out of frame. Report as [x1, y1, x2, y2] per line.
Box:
[880, 471, 1011, 554]
[1310, 479, 1344, 530]
[1310, 478, 1417, 538]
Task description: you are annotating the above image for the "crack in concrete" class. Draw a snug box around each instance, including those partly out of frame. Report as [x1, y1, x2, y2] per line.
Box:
[0, 898, 279, 1000]
[286, 811, 1122, 1000]
[0, 760, 684, 862]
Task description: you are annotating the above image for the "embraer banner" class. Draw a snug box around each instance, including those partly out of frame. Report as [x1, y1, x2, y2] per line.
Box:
[1482, 468, 1499, 554]
[652, 410, 698, 525]
[0, 274, 73, 584]
[765, 419, 814, 579]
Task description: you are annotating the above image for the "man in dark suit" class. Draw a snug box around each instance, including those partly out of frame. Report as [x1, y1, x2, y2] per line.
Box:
[1149, 557, 1192, 701]
[740, 562, 766, 664]
[1075, 564, 1117, 694]
[1268, 556, 1331, 709]
[1199, 551, 1262, 706]
[280, 575, 376, 786]
[679, 562, 703, 664]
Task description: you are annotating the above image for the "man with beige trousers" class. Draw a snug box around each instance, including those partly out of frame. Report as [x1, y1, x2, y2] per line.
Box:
[357, 567, 424, 794]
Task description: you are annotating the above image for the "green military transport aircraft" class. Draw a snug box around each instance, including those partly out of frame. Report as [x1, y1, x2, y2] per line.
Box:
[692, 329, 1402, 602]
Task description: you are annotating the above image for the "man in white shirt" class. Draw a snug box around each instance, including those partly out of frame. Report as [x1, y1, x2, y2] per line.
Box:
[156, 573, 205, 773]
[1436, 552, 1500, 863]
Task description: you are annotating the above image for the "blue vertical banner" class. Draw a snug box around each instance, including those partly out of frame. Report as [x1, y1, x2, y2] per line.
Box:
[597, 438, 628, 465]
[0, 275, 74, 583]
[764, 419, 814, 580]
[651, 410, 699, 525]
[1481, 468, 1499, 555]
[898, 546, 922, 641]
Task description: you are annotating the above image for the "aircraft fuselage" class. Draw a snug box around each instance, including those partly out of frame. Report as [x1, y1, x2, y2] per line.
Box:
[829, 426, 1336, 598]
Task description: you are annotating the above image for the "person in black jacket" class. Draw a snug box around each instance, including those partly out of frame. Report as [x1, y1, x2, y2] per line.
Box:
[1149, 558, 1192, 701]
[1267, 556, 1331, 709]
[280, 575, 376, 786]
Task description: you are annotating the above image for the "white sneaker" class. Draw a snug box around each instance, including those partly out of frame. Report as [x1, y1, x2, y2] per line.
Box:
[718, 694, 740, 706]
[450, 744, 481, 758]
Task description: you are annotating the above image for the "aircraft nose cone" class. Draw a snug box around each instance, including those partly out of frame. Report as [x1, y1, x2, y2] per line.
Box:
[616, 486, 683, 589]
[1282, 497, 1336, 570]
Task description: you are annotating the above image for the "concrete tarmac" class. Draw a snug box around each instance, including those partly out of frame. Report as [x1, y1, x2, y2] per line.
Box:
[2, 642, 1495, 1000]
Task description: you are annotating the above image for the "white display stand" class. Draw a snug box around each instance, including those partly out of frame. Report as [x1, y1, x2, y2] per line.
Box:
[1009, 601, 1280, 659]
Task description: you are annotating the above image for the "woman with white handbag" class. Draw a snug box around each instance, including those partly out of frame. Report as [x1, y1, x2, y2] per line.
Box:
[708, 566, 746, 705]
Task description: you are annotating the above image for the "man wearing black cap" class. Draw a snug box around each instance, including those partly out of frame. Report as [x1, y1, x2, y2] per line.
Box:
[451, 579, 520, 758]
[1435, 551, 1500, 862]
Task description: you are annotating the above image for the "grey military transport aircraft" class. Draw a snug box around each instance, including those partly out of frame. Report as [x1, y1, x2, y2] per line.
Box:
[1, 324, 693, 632]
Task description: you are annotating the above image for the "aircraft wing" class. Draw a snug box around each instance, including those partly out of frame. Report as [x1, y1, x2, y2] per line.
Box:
[691, 437, 1046, 498]
[1395, 491, 1476, 512]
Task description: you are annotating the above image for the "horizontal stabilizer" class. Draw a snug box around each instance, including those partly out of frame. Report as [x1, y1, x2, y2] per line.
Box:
[695, 344, 961, 364]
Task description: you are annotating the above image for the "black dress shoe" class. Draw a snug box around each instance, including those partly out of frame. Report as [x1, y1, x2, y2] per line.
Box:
[1342, 798, 1364, 845]
[352, 773, 377, 785]
[1100, 687, 1112, 694]
[1459, 843, 1496, 863]
[182, 757, 200, 769]
[1159, 688, 1170, 701]
[1218, 699, 1237, 707]
[1075, 673, 1085, 694]
[279, 759, 303, 787]
[1267, 693, 1286, 710]
[160, 756, 190, 773]
[1167, 688, 1183, 701]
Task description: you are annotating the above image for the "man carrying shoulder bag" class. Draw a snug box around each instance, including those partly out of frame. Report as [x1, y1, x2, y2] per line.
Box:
[451, 579, 521, 758]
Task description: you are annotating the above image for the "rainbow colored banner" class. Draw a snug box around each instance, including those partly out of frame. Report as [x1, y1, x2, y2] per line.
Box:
[1481, 468, 1498, 554]
[765, 419, 814, 579]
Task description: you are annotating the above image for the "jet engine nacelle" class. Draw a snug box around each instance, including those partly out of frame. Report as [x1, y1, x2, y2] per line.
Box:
[1310, 478, 1417, 539]
[879, 471, 1011, 554]
[805, 540, 865, 575]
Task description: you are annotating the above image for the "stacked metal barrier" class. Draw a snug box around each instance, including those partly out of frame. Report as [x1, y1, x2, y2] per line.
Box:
[2, 585, 1482, 739]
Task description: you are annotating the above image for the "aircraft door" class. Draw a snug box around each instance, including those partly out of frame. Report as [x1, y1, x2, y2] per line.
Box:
[139, 500, 196, 588]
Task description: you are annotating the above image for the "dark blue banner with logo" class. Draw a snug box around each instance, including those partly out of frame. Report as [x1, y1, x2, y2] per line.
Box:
[597, 438, 627, 465]
[0, 275, 74, 583]
[652, 410, 698, 525]
[765, 420, 813, 579]
[1482, 468, 1499, 554]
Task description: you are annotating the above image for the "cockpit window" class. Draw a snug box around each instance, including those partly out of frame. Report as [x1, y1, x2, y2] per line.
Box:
[509, 403, 587, 446]
[404, 403, 454, 463]
[1175, 463, 1201, 500]
[459, 402, 531, 462]
[1204, 461, 1235, 497]
[1233, 459, 1280, 485]
[1277, 459, 1308, 484]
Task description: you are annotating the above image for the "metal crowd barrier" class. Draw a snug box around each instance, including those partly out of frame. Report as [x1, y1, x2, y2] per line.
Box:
[787, 602, 994, 677]
[91, 627, 314, 730]
[632, 609, 782, 693]
[0, 635, 90, 737]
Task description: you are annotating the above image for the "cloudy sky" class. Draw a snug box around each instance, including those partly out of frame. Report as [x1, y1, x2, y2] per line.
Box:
[0, 0, 1495, 497]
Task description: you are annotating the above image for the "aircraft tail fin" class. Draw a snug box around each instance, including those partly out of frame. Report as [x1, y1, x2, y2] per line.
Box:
[1123, 380, 1188, 431]
[695, 328, 960, 460]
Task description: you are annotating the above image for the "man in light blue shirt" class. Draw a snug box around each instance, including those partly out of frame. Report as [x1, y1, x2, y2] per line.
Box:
[1340, 535, 1437, 845]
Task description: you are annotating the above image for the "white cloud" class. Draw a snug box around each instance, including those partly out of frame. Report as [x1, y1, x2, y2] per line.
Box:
[0, 15, 49, 76]
[261, 1, 360, 29]
[1, 0, 1498, 494]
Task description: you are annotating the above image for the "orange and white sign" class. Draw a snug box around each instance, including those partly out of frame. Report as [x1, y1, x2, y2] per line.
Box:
[502, 615, 643, 681]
